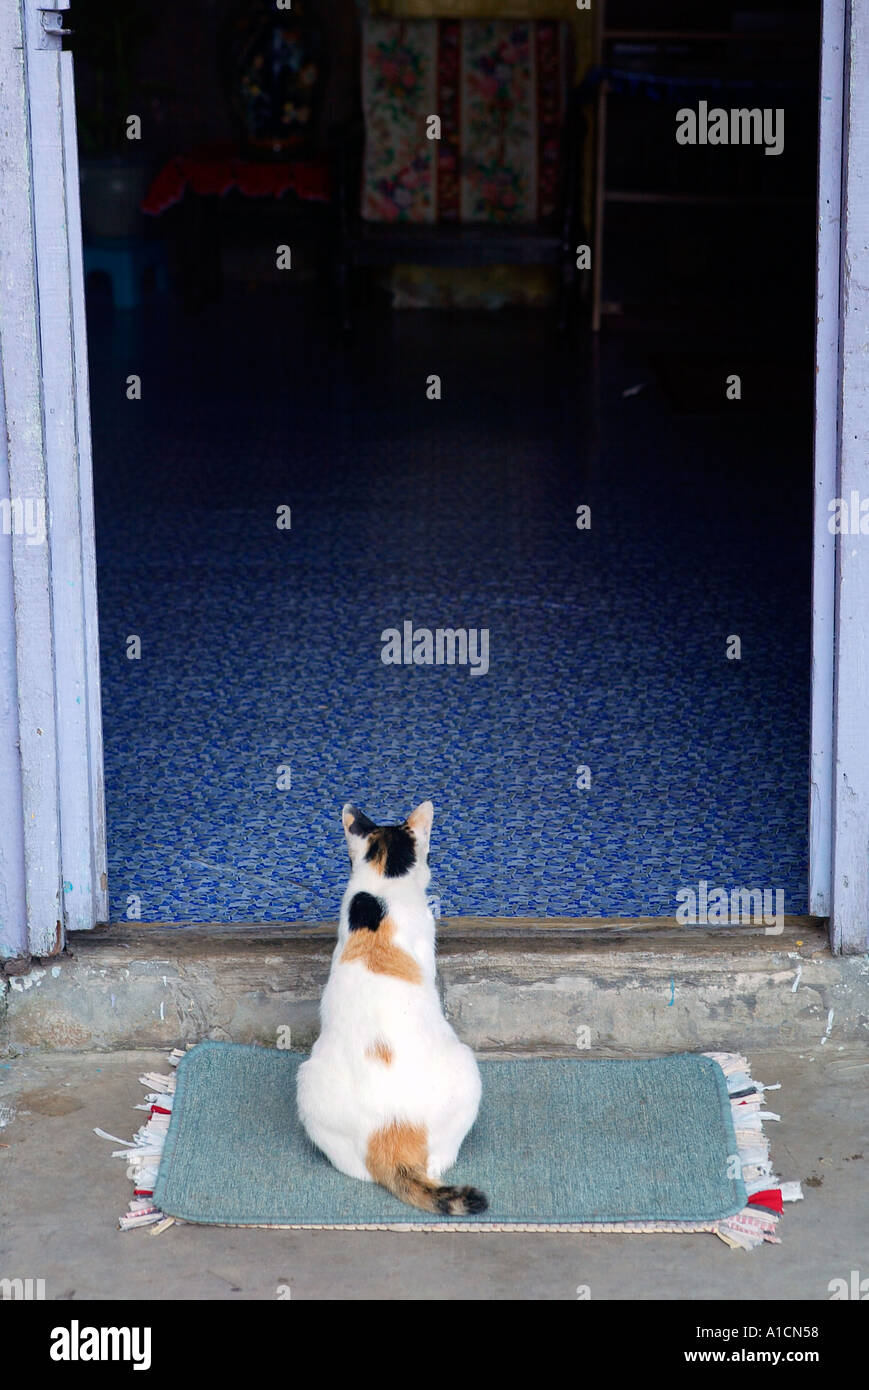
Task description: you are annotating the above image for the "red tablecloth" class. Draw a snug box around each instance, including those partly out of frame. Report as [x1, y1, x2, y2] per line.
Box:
[142, 147, 331, 216]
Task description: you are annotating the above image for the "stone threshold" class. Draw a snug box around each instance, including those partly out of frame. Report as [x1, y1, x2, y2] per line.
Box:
[4, 915, 866, 1056]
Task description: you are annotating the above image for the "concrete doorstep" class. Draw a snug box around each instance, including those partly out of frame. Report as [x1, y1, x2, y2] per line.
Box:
[1, 919, 867, 1056]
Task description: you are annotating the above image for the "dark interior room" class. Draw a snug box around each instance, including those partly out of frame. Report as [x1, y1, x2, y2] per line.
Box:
[68, 0, 819, 924]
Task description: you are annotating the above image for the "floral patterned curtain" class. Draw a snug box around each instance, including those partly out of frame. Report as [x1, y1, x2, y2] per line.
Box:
[366, 0, 595, 228]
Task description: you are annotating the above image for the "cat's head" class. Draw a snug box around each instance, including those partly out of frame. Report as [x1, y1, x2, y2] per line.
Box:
[341, 801, 434, 888]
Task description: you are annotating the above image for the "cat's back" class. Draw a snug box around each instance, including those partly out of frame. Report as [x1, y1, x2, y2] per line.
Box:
[318, 893, 443, 1036]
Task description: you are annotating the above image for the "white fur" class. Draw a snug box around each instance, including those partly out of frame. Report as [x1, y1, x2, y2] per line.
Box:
[296, 801, 482, 1183]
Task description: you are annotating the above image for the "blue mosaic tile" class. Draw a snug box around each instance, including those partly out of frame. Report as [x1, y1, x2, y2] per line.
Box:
[89, 293, 810, 922]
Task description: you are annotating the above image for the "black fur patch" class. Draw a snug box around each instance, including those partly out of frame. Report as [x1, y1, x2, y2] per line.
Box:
[348, 891, 386, 933]
[366, 824, 416, 878]
[346, 806, 377, 837]
[435, 1185, 489, 1215]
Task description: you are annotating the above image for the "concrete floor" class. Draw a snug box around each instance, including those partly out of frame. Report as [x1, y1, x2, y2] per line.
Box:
[1, 1046, 866, 1301]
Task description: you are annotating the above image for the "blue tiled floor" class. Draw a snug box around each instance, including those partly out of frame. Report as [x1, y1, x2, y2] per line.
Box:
[89, 290, 811, 921]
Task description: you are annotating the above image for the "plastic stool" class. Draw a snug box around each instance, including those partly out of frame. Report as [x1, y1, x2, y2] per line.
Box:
[83, 237, 169, 310]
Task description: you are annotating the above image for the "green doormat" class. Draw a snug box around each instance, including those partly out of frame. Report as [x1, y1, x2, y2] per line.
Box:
[102, 1045, 802, 1249]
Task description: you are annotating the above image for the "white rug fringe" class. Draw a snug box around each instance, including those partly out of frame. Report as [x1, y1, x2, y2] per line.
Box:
[98, 1048, 800, 1245]
[701, 1051, 802, 1250]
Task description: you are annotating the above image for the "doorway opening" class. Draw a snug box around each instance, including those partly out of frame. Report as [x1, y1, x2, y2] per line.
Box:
[70, 0, 820, 929]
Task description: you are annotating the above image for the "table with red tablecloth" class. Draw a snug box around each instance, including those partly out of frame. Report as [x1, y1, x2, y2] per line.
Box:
[140, 144, 333, 307]
[141, 144, 331, 217]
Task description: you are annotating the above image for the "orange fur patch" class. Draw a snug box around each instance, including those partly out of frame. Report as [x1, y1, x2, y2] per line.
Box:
[341, 915, 422, 984]
[365, 831, 388, 873]
[366, 1120, 428, 1184]
[365, 1040, 394, 1065]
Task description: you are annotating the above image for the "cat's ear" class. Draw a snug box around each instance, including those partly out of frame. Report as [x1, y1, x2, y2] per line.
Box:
[406, 800, 434, 847]
[342, 803, 375, 860]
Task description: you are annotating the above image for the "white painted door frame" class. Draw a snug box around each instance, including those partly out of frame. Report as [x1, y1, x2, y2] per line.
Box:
[811, 0, 869, 953]
[0, 0, 106, 962]
[0, 0, 866, 957]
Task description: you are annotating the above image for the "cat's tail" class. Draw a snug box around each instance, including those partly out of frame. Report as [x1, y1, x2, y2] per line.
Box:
[367, 1120, 488, 1217]
[382, 1170, 489, 1217]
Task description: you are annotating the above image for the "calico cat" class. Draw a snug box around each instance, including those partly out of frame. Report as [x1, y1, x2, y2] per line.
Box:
[296, 801, 487, 1215]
